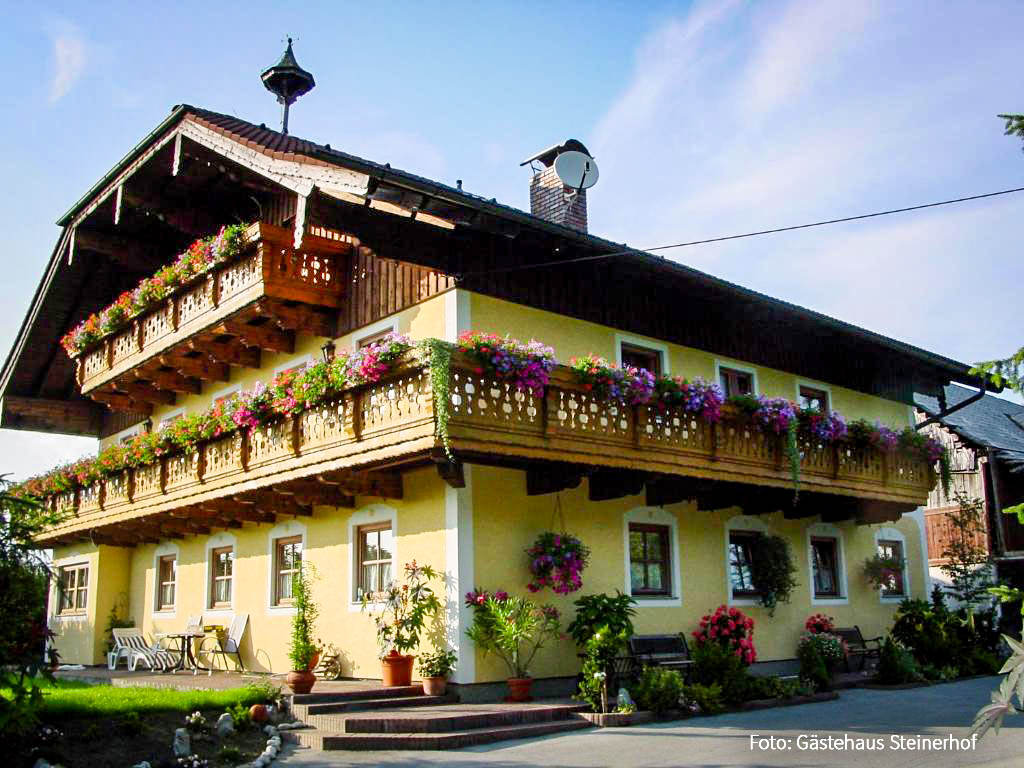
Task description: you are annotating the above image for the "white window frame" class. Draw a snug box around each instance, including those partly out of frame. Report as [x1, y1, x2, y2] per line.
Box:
[204, 532, 237, 616]
[157, 407, 185, 431]
[267, 520, 307, 614]
[50, 551, 90, 623]
[57, 561, 90, 616]
[111, 422, 145, 445]
[873, 526, 911, 603]
[622, 507, 682, 607]
[347, 504, 398, 611]
[795, 379, 833, 412]
[210, 383, 240, 405]
[714, 359, 759, 397]
[725, 515, 770, 606]
[352, 318, 399, 351]
[806, 521, 849, 605]
[614, 333, 670, 376]
[153, 542, 180, 616]
[274, 354, 313, 377]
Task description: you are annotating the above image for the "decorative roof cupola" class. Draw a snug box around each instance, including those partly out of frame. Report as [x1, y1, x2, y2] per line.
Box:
[261, 37, 316, 134]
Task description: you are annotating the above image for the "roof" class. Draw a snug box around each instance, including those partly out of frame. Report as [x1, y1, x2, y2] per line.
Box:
[916, 384, 1024, 471]
[49, 105, 989, 390]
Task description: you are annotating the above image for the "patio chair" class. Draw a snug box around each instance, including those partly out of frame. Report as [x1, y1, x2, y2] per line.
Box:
[108, 628, 176, 672]
[197, 613, 248, 674]
[155, 615, 203, 653]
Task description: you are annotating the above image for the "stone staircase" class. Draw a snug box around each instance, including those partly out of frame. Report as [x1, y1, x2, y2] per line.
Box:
[287, 685, 592, 751]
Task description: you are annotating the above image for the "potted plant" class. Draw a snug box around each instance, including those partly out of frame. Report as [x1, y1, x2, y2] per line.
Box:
[418, 648, 457, 696]
[286, 565, 320, 695]
[863, 552, 905, 592]
[464, 590, 561, 701]
[363, 561, 441, 687]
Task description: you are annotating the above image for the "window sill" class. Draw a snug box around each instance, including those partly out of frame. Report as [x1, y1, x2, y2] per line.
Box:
[206, 607, 234, 616]
[55, 612, 88, 621]
[811, 595, 848, 606]
[267, 604, 298, 615]
[631, 594, 681, 607]
[154, 609, 177, 617]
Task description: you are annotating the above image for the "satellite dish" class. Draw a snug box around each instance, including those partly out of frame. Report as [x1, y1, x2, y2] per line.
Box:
[554, 150, 599, 191]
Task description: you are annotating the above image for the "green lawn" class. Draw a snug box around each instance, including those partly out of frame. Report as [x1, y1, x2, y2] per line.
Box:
[2, 677, 272, 717]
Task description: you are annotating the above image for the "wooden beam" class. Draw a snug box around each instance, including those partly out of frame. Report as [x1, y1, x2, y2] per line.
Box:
[114, 381, 176, 406]
[133, 368, 201, 395]
[158, 353, 229, 382]
[0, 395, 102, 436]
[275, 480, 354, 508]
[216, 320, 294, 354]
[188, 337, 261, 368]
[526, 464, 582, 496]
[435, 458, 465, 488]
[253, 299, 335, 337]
[238, 491, 312, 517]
[321, 471, 404, 499]
[73, 228, 160, 271]
[90, 390, 153, 415]
[588, 469, 646, 502]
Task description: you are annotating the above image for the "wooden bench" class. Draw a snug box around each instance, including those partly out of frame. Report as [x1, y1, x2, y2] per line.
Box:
[628, 634, 694, 680]
[834, 626, 883, 671]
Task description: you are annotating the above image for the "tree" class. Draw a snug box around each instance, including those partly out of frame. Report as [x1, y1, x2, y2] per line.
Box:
[998, 113, 1024, 149]
[0, 479, 63, 737]
[940, 491, 994, 609]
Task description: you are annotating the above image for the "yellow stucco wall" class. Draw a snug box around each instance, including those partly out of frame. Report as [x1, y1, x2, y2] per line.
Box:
[469, 293, 911, 427]
[53, 467, 451, 674]
[470, 464, 924, 682]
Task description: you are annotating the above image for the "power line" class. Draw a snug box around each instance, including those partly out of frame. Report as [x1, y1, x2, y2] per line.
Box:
[456, 185, 1024, 279]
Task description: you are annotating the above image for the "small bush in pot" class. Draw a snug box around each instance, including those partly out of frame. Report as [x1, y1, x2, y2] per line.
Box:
[465, 590, 561, 701]
[418, 648, 457, 696]
[286, 565, 320, 694]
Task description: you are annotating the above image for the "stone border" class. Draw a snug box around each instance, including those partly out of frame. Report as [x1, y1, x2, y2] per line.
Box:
[576, 691, 839, 727]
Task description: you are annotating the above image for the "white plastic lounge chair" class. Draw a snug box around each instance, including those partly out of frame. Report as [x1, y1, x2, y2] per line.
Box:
[108, 627, 176, 672]
[197, 613, 248, 674]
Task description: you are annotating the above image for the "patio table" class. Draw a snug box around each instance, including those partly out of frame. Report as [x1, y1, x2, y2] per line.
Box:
[163, 631, 207, 674]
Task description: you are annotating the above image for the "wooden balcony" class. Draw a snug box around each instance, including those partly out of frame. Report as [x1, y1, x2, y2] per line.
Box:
[74, 223, 349, 412]
[36, 355, 936, 546]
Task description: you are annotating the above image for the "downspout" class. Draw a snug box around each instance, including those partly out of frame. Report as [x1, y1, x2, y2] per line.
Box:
[987, 448, 1007, 558]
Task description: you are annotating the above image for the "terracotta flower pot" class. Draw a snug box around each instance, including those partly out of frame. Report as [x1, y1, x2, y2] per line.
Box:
[505, 677, 533, 702]
[286, 669, 316, 695]
[249, 704, 268, 723]
[381, 653, 415, 687]
[422, 676, 448, 696]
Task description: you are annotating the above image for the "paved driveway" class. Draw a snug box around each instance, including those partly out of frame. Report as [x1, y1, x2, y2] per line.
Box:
[278, 676, 1024, 767]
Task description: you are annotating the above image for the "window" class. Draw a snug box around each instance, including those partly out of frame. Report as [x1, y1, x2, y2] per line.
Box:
[620, 343, 662, 377]
[719, 367, 754, 398]
[58, 563, 89, 614]
[273, 536, 303, 605]
[157, 555, 176, 611]
[877, 539, 906, 597]
[728, 532, 759, 596]
[629, 524, 671, 596]
[357, 524, 393, 599]
[799, 385, 829, 412]
[357, 329, 394, 349]
[811, 537, 841, 598]
[211, 386, 240, 408]
[209, 546, 234, 608]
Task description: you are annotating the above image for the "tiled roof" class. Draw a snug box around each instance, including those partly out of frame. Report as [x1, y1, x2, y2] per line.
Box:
[916, 384, 1024, 471]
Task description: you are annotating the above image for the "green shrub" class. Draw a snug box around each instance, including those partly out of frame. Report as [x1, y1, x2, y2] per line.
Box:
[747, 675, 788, 700]
[632, 667, 684, 714]
[217, 746, 243, 765]
[797, 637, 830, 691]
[575, 625, 628, 713]
[227, 702, 251, 730]
[749, 535, 798, 615]
[690, 641, 753, 704]
[876, 637, 922, 685]
[891, 598, 976, 668]
[684, 682, 725, 715]
[566, 592, 636, 648]
[965, 647, 1002, 676]
[120, 711, 144, 737]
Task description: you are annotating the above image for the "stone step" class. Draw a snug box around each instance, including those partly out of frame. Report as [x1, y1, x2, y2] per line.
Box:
[317, 702, 589, 734]
[291, 685, 423, 705]
[293, 694, 452, 718]
[289, 718, 593, 751]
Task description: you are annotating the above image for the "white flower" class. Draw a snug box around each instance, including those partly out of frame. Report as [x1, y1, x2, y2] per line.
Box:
[594, 671, 607, 680]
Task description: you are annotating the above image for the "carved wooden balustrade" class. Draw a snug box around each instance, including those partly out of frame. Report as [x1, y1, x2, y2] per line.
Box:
[74, 222, 349, 406]
[38, 355, 935, 545]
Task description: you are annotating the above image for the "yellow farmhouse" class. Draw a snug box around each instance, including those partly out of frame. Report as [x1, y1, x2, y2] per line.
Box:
[1, 104, 987, 695]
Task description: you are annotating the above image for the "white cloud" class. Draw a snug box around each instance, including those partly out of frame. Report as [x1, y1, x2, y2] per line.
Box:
[49, 28, 87, 103]
[588, 0, 1022, 377]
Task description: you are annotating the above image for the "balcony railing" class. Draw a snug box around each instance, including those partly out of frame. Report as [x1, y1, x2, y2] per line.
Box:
[74, 222, 349, 401]
[37, 355, 935, 545]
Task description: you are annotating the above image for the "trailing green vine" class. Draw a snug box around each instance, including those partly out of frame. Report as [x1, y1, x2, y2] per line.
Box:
[785, 419, 801, 500]
[422, 339, 453, 459]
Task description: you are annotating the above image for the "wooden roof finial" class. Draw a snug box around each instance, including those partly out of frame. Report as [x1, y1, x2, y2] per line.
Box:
[261, 37, 315, 135]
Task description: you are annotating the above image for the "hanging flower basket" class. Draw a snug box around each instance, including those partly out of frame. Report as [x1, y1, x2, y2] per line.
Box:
[526, 532, 590, 594]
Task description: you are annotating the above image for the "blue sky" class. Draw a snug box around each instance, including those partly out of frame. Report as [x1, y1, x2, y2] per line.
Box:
[0, 1, 1021, 479]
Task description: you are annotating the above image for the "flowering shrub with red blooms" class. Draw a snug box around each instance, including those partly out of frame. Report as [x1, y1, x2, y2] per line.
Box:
[692, 605, 757, 665]
[570, 355, 655, 405]
[797, 409, 848, 443]
[16, 334, 412, 498]
[59, 224, 249, 356]
[464, 588, 510, 608]
[525, 532, 590, 595]
[458, 331, 557, 398]
[805, 613, 836, 634]
[654, 377, 724, 421]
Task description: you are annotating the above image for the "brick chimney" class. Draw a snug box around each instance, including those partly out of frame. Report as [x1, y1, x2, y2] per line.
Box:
[522, 140, 592, 233]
